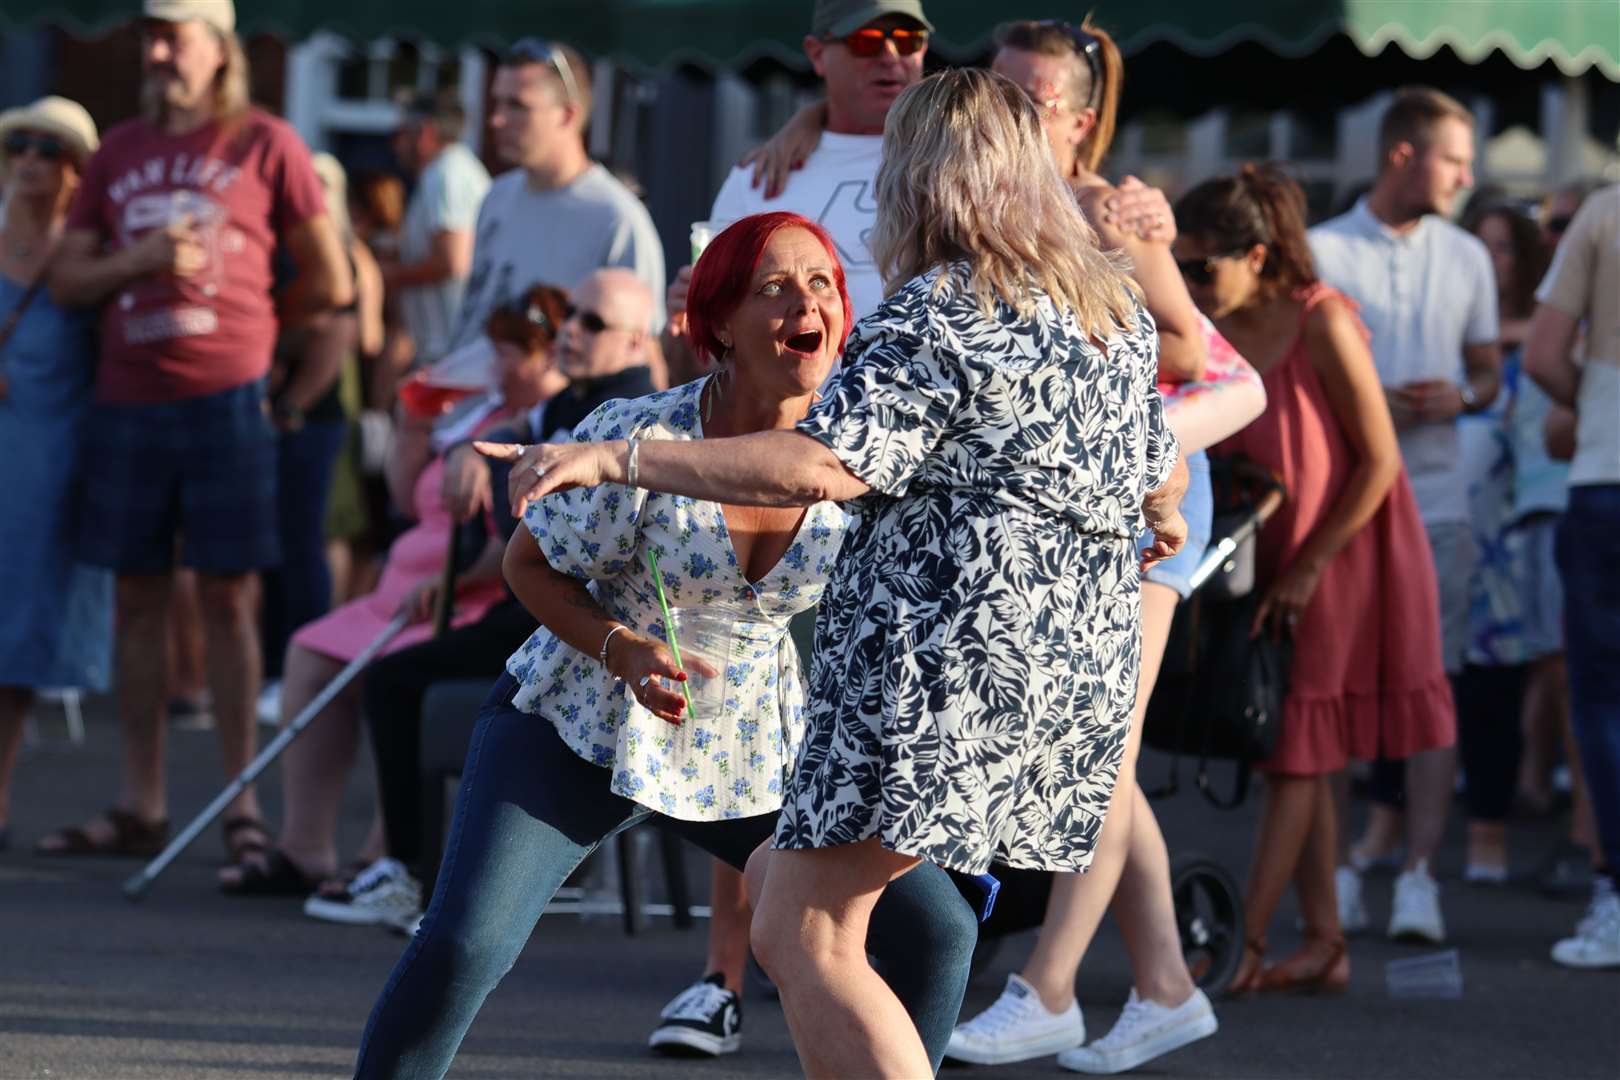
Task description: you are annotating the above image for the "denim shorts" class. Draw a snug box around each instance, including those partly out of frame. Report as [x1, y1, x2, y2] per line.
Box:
[77, 379, 280, 575]
[1138, 449, 1213, 600]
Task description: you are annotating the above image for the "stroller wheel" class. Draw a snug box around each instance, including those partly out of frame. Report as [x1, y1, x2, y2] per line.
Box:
[1171, 854, 1244, 996]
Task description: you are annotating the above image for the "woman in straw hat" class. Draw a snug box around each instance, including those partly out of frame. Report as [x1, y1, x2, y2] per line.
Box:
[0, 96, 112, 851]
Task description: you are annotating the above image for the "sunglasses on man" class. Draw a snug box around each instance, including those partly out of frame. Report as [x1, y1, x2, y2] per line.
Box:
[3, 132, 66, 162]
[564, 304, 636, 335]
[506, 38, 581, 107]
[825, 26, 928, 58]
[1175, 249, 1250, 286]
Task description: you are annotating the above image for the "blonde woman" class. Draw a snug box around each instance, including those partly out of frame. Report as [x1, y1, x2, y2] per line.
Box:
[495, 69, 1186, 1078]
[0, 97, 110, 851]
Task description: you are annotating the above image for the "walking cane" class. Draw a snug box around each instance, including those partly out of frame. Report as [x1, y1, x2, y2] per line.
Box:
[122, 613, 411, 901]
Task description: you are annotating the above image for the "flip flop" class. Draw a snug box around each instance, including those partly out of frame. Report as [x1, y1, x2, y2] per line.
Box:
[219, 850, 325, 897]
[35, 807, 170, 857]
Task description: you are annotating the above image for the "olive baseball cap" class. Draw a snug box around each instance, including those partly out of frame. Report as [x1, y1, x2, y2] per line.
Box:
[812, 0, 933, 38]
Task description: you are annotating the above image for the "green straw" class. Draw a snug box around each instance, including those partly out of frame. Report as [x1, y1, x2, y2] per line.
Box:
[645, 548, 697, 717]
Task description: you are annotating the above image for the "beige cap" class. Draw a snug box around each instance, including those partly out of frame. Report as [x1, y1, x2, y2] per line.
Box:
[143, 0, 236, 35]
[0, 96, 100, 168]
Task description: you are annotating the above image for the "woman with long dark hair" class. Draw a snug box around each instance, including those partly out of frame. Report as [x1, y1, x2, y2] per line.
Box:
[1173, 164, 1454, 993]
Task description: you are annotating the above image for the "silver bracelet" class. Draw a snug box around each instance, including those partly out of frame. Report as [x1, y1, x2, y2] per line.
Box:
[625, 437, 641, 488]
[598, 624, 629, 668]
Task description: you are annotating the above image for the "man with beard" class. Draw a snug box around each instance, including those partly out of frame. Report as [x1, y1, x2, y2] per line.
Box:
[40, 0, 350, 864]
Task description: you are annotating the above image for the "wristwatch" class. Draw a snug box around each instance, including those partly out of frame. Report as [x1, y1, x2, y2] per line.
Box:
[1459, 382, 1480, 413]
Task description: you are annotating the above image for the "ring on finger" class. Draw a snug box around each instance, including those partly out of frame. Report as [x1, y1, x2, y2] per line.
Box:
[529, 462, 547, 480]
[638, 675, 652, 688]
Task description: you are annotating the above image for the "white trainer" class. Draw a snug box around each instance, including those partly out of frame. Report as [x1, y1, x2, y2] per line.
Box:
[303, 857, 422, 930]
[946, 974, 1085, 1065]
[1551, 878, 1620, 970]
[1388, 860, 1446, 944]
[1056, 989, 1217, 1075]
[1336, 865, 1369, 934]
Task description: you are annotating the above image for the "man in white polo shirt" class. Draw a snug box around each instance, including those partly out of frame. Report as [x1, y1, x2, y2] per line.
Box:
[1310, 86, 1501, 946]
[1525, 184, 1620, 970]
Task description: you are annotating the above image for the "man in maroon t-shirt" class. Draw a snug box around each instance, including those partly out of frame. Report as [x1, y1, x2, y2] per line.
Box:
[40, 0, 351, 862]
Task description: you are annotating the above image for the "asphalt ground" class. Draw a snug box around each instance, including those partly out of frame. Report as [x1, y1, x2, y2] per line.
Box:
[1, 694, 1615, 1079]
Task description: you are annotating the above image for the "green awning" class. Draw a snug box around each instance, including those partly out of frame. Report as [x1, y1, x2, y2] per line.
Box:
[6, 1, 1617, 79]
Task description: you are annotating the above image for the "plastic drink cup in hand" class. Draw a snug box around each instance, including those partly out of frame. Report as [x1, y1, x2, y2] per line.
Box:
[398, 374, 480, 418]
[397, 337, 496, 418]
[690, 221, 718, 265]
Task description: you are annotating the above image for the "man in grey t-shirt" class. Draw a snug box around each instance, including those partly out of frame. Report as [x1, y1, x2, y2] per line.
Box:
[444, 42, 665, 363]
[1310, 87, 1500, 949]
[388, 90, 491, 369]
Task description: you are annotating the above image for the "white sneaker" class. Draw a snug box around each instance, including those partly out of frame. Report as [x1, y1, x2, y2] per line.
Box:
[303, 857, 422, 929]
[1336, 865, 1369, 934]
[946, 974, 1085, 1065]
[1388, 860, 1446, 944]
[256, 680, 282, 727]
[1056, 989, 1216, 1075]
[1551, 878, 1620, 970]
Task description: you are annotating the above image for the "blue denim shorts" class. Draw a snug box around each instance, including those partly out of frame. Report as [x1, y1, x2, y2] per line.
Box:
[1139, 449, 1213, 600]
[77, 379, 280, 575]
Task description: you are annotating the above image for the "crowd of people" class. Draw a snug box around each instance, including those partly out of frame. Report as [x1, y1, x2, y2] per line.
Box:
[0, 0, 1615, 1077]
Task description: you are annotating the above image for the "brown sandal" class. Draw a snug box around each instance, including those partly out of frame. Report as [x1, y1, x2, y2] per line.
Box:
[221, 815, 272, 866]
[35, 807, 170, 857]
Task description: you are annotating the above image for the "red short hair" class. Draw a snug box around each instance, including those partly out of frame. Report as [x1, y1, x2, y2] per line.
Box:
[686, 212, 854, 363]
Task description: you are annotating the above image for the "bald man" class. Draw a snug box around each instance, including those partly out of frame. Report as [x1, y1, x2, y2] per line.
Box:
[310, 271, 658, 932]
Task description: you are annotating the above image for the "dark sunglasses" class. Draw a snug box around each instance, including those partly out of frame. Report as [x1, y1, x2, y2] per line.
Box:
[1175, 249, 1250, 285]
[3, 132, 66, 161]
[1037, 20, 1103, 109]
[506, 38, 581, 107]
[827, 26, 928, 58]
[564, 304, 633, 335]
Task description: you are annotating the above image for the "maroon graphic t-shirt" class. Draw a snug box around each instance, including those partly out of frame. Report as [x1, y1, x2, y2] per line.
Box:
[66, 109, 326, 403]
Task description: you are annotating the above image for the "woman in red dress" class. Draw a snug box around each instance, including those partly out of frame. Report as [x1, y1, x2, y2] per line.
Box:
[1173, 165, 1455, 992]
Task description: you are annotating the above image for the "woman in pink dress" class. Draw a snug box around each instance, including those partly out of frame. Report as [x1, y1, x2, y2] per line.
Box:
[1173, 165, 1455, 992]
[220, 285, 570, 895]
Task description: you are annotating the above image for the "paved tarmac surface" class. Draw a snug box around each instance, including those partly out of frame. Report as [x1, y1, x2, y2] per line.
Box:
[2, 695, 1616, 1079]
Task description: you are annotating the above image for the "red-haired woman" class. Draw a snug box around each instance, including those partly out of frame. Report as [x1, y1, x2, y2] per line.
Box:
[353, 212, 978, 1078]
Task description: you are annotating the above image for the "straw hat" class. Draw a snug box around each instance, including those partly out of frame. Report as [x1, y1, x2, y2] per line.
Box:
[0, 96, 99, 169]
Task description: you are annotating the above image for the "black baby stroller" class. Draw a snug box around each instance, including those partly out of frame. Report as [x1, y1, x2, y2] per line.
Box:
[961, 457, 1288, 998]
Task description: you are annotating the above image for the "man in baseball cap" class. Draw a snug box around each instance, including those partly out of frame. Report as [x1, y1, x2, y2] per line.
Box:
[810, 0, 932, 38]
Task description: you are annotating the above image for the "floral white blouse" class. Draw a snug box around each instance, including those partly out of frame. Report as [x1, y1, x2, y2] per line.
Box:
[504, 377, 849, 821]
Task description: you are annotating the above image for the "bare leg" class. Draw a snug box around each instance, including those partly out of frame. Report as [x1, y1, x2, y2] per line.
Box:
[0, 688, 33, 830]
[1294, 777, 1342, 936]
[1020, 583, 1179, 1013]
[705, 860, 752, 992]
[1401, 745, 1455, 871]
[170, 567, 209, 706]
[119, 574, 175, 823]
[1518, 654, 1565, 810]
[1243, 774, 1319, 944]
[1110, 783, 1197, 1006]
[270, 643, 357, 878]
[196, 572, 266, 827]
[751, 840, 932, 1079]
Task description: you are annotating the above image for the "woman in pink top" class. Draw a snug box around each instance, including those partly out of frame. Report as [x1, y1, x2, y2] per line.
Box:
[220, 285, 569, 895]
[1173, 165, 1455, 993]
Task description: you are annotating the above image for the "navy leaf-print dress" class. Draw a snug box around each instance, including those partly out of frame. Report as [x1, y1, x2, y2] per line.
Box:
[775, 263, 1177, 874]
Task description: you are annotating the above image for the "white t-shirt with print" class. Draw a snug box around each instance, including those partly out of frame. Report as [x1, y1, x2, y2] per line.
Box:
[709, 132, 886, 322]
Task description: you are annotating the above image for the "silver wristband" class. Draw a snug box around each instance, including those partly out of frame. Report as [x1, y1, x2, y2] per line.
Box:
[598, 624, 628, 668]
[625, 437, 641, 488]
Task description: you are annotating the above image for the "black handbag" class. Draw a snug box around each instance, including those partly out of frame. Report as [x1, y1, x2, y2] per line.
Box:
[1142, 453, 1293, 809]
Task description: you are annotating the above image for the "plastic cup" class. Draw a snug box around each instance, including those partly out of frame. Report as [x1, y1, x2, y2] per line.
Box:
[690, 220, 719, 265]
[662, 604, 743, 724]
[1385, 949, 1463, 999]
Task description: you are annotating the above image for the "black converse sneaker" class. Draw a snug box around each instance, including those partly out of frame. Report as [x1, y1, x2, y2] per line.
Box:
[648, 972, 742, 1057]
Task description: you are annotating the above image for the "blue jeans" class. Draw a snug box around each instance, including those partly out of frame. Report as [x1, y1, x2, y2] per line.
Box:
[1557, 485, 1620, 876]
[354, 674, 976, 1078]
